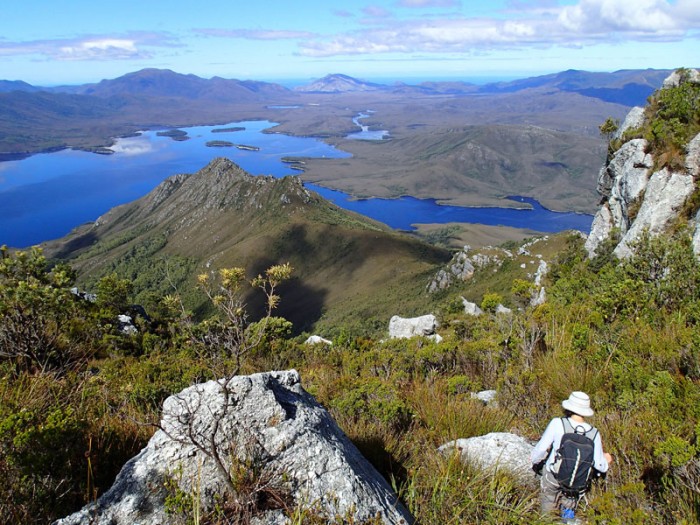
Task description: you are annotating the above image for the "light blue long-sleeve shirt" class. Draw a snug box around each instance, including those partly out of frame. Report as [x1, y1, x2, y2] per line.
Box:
[531, 417, 609, 473]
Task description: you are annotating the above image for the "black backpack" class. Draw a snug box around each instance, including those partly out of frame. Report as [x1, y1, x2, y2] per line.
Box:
[553, 417, 598, 497]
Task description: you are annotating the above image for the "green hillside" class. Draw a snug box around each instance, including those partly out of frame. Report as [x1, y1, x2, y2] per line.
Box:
[44, 157, 451, 333]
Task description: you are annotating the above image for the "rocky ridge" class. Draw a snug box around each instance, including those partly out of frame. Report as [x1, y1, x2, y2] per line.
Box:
[585, 69, 700, 259]
[427, 238, 552, 308]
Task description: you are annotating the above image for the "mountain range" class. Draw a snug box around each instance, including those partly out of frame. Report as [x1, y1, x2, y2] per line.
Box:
[1, 68, 673, 106]
[297, 69, 671, 105]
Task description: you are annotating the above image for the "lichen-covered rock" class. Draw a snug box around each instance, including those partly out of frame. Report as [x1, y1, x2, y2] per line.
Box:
[607, 139, 653, 226]
[586, 70, 700, 259]
[616, 106, 646, 137]
[439, 432, 535, 483]
[662, 68, 700, 88]
[693, 209, 700, 258]
[687, 133, 700, 178]
[585, 203, 614, 257]
[614, 168, 695, 259]
[54, 370, 413, 525]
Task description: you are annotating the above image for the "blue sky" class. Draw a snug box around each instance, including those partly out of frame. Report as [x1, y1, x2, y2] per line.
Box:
[1, 0, 699, 85]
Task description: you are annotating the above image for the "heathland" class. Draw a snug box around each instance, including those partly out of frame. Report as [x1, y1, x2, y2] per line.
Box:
[2, 68, 700, 524]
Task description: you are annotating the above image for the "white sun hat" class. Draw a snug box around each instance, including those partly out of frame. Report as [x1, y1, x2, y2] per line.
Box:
[562, 391, 594, 417]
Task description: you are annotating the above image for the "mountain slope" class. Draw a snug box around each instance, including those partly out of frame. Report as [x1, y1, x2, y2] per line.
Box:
[71, 68, 291, 102]
[295, 74, 384, 93]
[45, 158, 450, 331]
[476, 68, 673, 105]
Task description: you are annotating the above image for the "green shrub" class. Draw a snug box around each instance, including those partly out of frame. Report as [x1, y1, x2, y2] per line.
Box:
[332, 378, 413, 431]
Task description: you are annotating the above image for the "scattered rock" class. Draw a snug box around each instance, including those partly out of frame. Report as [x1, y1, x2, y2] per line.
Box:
[438, 432, 535, 483]
[471, 390, 497, 405]
[461, 297, 483, 317]
[530, 287, 547, 307]
[54, 370, 413, 525]
[117, 314, 137, 335]
[389, 314, 438, 339]
[495, 304, 512, 315]
[533, 260, 548, 287]
[304, 335, 332, 345]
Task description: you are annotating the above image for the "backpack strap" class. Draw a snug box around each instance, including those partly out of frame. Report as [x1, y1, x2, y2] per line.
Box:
[561, 416, 571, 434]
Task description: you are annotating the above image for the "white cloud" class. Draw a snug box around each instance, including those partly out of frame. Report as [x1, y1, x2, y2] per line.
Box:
[0, 32, 178, 61]
[299, 0, 700, 57]
[109, 136, 155, 156]
[558, 0, 679, 34]
[58, 39, 142, 61]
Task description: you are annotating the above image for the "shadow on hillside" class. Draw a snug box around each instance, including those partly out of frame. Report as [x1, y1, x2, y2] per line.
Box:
[49, 230, 98, 259]
[248, 253, 328, 333]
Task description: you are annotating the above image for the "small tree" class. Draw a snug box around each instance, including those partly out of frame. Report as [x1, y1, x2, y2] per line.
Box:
[194, 262, 293, 377]
[157, 263, 294, 521]
[599, 117, 619, 156]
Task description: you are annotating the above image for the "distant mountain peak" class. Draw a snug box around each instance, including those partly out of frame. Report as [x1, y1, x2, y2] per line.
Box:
[295, 74, 385, 93]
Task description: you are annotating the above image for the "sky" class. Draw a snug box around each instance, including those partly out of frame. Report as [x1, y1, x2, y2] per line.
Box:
[1, 0, 699, 86]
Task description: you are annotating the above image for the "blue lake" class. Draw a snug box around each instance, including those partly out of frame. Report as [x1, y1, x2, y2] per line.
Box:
[0, 120, 592, 248]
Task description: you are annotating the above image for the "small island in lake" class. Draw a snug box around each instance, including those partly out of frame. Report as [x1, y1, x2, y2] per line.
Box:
[282, 157, 306, 171]
[156, 129, 189, 141]
[211, 127, 245, 133]
[204, 141, 260, 150]
[79, 146, 115, 155]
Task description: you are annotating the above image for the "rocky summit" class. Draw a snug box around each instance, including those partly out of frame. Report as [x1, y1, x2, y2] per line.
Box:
[54, 370, 413, 525]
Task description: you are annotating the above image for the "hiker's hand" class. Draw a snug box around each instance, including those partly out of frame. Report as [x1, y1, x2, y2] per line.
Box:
[604, 452, 613, 464]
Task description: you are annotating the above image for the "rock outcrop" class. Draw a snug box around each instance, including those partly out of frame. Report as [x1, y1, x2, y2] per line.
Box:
[427, 245, 511, 292]
[427, 240, 551, 309]
[55, 370, 413, 525]
[438, 432, 535, 483]
[585, 69, 700, 259]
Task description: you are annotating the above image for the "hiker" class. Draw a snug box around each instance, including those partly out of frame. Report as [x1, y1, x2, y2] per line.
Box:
[531, 391, 613, 519]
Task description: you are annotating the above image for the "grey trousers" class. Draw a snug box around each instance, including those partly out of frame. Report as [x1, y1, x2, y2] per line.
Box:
[540, 469, 578, 515]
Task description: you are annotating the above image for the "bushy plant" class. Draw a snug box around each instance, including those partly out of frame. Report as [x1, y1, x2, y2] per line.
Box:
[0, 246, 95, 374]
